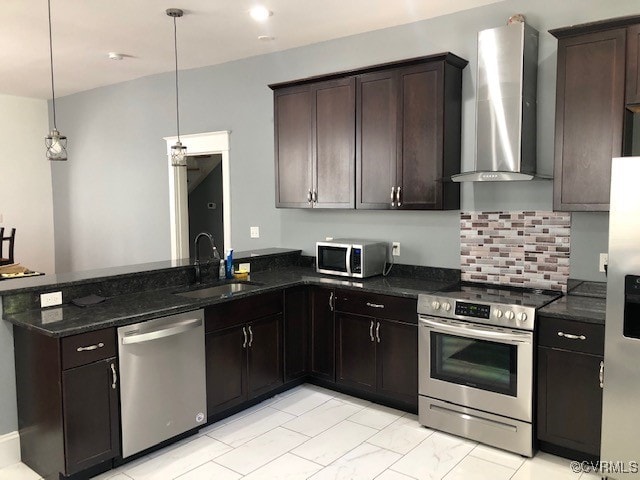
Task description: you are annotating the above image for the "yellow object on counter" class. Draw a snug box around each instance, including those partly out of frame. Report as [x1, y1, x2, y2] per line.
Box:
[234, 271, 249, 280]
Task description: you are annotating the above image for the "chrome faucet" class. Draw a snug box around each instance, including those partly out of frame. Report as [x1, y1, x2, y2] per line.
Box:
[193, 232, 220, 283]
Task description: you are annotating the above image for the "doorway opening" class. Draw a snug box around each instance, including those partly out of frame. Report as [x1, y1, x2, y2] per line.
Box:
[165, 131, 231, 261]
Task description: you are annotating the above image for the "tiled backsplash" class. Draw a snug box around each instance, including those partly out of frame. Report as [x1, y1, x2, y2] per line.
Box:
[460, 211, 571, 292]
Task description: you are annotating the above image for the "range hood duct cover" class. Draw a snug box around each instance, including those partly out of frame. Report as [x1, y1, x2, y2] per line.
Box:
[452, 17, 545, 182]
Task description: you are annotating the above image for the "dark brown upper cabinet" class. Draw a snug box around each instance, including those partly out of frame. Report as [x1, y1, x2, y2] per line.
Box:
[271, 53, 467, 211]
[626, 24, 640, 105]
[273, 78, 355, 208]
[551, 16, 640, 211]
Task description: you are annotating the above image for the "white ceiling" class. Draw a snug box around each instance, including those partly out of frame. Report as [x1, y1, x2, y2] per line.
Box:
[3, 0, 501, 99]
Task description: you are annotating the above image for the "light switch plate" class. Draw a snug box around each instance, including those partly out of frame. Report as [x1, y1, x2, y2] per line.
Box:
[250, 226, 260, 238]
[599, 253, 608, 273]
[41, 291, 62, 308]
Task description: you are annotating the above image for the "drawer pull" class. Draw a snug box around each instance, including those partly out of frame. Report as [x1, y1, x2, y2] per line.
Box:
[76, 342, 105, 352]
[366, 302, 385, 309]
[111, 363, 117, 390]
[557, 332, 586, 340]
[599, 361, 604, 389]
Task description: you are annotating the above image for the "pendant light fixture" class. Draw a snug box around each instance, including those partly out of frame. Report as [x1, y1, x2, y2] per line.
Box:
[167, 8, 187, 167]
[45, 0, 67, 161]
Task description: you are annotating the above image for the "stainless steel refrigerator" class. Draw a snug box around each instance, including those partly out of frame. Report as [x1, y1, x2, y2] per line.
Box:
[601, 157, 640, 479]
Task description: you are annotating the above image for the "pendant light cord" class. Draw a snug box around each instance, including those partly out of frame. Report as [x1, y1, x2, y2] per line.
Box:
[173, 16, 180, 143]
[47, 0, 57, 130]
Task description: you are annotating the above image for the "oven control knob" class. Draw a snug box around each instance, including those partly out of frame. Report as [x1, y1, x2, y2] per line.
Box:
[494, 309, 503, 318]
[431, 301, 441, 310]
[517, 312, 528, 322]
[505, 310, 515, 320]
[442, 302, 451, 311]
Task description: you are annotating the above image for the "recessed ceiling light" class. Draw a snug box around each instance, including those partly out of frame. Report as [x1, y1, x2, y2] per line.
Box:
[258, 35, 275, 41]
[249, 5, 272, 22]
[108, 52, 124, 60]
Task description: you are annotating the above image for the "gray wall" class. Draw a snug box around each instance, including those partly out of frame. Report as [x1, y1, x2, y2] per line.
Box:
[189, 162, 224, 256]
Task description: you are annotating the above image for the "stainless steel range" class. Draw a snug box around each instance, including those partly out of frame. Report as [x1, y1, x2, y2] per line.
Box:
[417, 285, 559, 456]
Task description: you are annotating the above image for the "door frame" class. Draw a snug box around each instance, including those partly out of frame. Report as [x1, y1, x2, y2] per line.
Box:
[164, 131, 231, 260]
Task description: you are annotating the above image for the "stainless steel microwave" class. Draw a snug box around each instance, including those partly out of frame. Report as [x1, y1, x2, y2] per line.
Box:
[316, 239, 388, 278]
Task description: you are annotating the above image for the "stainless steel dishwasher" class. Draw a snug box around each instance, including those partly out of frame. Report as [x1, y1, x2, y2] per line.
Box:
[117, 309, 207, 458]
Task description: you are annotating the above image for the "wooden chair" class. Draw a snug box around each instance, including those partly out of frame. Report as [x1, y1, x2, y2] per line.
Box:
[0, 228, 16, 266]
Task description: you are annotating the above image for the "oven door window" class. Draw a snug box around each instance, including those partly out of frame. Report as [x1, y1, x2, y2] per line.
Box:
[431, 332, 517, 396]
[318, 246, 348, 273]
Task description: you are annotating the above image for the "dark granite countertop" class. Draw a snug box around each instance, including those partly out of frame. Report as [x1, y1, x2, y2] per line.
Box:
[3, 266, 457, 338]
[538, 280, 607, 325]
[0, 248, 303, 295]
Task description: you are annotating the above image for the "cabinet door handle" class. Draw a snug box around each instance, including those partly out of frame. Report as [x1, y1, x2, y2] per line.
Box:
[307, 190, 312, 204]
[329, 292, 335, 311]
[76, 342, 104, 352]
[369, 320, 375, 342]
[242, 327, 248, 348]
[366, 302, 385, 309]
[599, 361, 604, 389]
[376, 322, 381, 343]
[390, 186, 396, 207]
[557, 331, 586, 340]
[248, 326, 253, 347]
[312, 191, 317, 203]
[397, 186, 402, 207]
[110, 363, 117, 390]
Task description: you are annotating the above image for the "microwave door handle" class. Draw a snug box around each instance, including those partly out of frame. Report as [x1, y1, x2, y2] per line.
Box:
[419, 316, 531, 345]
[346, 245, 352, 276]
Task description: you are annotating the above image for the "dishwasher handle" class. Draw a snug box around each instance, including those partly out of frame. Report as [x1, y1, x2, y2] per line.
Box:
[121, 318, 202, 345]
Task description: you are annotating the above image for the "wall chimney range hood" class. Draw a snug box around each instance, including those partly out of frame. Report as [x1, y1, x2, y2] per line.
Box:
[452, 16, 546, 182]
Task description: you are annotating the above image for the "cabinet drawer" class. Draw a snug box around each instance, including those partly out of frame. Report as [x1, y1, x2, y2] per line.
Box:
[61, 328, 117, 370]
[335, 290, 416, 323]
[538, 317, 604, 355]
[205, 291, 283, 333]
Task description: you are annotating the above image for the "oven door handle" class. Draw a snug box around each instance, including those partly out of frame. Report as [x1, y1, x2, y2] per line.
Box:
[419, 317, 531, 345]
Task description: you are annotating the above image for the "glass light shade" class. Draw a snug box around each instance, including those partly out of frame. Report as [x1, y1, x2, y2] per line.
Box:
[45, 129, 67, 161]
[171, 141, 187, 167]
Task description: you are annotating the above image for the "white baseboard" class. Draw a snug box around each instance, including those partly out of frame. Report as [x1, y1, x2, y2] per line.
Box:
[0, 431, 20, 469]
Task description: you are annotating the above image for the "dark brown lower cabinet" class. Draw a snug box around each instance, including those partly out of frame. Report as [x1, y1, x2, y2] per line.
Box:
[14, 327, 120, 480]
[205, 313, 283, 418]
[62, 358, 120, 475]
[537, 316, 604, 460]
[284, 287, 309, 381]
[376, 320, 417, 406]
[336, 312, 376, 392]
[309, 287, 336, 382]
[205, 326, 246, 415]
[334, 290, 418, 410]
[247, 315, 283, 398]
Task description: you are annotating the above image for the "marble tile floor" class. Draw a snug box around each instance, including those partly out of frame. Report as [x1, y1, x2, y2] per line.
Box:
[0, 384, 603, 480]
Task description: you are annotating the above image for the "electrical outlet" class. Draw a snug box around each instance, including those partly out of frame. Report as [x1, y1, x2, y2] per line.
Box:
[40, 291, 62, 308]
[599, 253, 608, 273]
[392, 242, 401, 256]
[239, 262, 251, 273]
[250, 226, 260, 238]
[325, 237, 334, 241]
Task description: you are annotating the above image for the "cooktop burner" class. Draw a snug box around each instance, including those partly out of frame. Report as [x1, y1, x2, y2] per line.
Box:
[439, 283, 561, 309]
[417, 283, 561, 331]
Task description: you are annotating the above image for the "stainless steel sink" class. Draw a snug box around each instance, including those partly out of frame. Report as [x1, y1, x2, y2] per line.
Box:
[174, 282, 261, 299]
